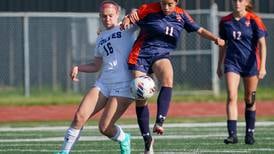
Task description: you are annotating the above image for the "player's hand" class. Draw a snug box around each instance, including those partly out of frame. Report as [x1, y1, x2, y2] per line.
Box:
[215, 38, 225, 47]
[70, 66, 79, 82]
[120, 16, 131, 30]
[217, 65, 223, 78]
[258, 68, 266, 79]
[128, 9, 139, 24]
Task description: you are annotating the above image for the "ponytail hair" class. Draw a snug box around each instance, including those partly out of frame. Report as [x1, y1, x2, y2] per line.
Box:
[246, 0, 253, 12]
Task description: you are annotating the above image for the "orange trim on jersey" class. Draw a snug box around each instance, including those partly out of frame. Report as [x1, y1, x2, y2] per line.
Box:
[138, 2, 185, 19]
[175, 6, 184, 14]
[138, 3, 161, 20]
[246, 12, 267, 31]
[220, 13, 233, 22]
[128, 34, 146, 65]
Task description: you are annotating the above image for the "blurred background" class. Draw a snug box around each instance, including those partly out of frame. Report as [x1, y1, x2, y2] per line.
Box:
[0, 0, 273, 97]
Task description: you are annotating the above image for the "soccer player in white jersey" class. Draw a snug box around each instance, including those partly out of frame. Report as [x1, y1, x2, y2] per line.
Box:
[55, 1, 137, 154]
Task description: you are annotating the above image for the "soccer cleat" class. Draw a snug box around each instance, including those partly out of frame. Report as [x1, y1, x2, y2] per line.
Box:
[54, 151, 69, 154]
[224, 135, 238, 144]
[144, 137, 154, 154]
[119, 133, 131, 154]
[153, 123, 164, 135]
[245, 135, 255, 145]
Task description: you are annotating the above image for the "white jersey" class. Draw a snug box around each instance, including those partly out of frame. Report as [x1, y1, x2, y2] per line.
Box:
[94, 26, 137, 83]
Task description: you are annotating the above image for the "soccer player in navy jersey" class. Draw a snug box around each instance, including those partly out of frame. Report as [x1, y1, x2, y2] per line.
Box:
[217, 0, 267, 145]
[121, 0, 225, 152]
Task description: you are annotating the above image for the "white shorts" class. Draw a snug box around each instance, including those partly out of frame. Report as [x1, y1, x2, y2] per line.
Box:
[94, 80, 134, 99]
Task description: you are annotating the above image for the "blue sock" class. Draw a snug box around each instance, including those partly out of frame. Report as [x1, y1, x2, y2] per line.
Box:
[245, 110, 256, 136]
[156, 87, 172, 125]
[227, 120, 237, 137]
[136, 106, 151, 141]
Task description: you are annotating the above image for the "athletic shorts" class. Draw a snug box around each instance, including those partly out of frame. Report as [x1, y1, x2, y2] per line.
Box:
[224, 61, 258, 77]
[128, 49, 171, 74]
[94, 80, 134, 99]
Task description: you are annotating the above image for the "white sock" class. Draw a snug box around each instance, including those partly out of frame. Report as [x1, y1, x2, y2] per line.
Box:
[111, 125, 125, 142]
[60, 127, 81, 152]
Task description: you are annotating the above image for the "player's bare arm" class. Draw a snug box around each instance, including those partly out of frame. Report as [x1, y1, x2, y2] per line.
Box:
[70, 57, 102, 81]
[217, 45, 227, 78]
[197, 27, 225, 47]
[258, 37, 267, 79]
[120, 9, 139, 30]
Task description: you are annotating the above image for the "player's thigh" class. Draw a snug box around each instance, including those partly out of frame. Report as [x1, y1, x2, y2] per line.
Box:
[243, 76, 259, 98]
[152, 58, 173, 87]
[225, 72, 241, 97]
[100, 97, 132, 127]
[132, 70, 146, 78]
[76, 87, 107, 118]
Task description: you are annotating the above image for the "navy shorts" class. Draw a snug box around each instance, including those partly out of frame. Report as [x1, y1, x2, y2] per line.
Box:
[224, 61, 258, 77]
[128, 49, 170, 74]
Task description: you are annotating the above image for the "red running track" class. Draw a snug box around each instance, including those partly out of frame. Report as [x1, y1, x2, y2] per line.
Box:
[0, 101, 273, 122]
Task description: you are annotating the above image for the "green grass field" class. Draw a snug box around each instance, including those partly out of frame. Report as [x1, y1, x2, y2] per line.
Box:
[0, 121, 274, 154]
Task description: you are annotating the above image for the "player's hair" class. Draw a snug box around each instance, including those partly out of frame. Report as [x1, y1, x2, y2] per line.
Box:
[161, 0, 179, 3]
[245, 0, 253, 12]
[100, 0, 121, 13]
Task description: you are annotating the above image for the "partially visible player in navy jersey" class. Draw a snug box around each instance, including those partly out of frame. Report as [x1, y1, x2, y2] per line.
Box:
[121, 0, 225, 152]
[217, 0, 267, 145]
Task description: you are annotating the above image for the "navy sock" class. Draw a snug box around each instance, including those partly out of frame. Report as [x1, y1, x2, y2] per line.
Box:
[245, 110, 256, 136]
[156, 87, 172, 125]
[136, 106, 151, 141]
[227, 120, 237, 137]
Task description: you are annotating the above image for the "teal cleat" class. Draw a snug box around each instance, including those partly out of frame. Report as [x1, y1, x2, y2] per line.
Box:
[54, 151, 69, 154]
[119, 133, 131, 154]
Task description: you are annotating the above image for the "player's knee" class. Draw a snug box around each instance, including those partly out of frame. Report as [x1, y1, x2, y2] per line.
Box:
[161, 77, 173, 87]
[135, 100, 148, 107]
[227, 94, 237, 104]
[245, 91, 256, 109]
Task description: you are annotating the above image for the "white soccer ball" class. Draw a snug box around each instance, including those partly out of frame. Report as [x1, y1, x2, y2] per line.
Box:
[130, 75, 156, 100]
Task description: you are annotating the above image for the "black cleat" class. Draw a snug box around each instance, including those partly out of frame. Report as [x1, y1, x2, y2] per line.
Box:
[144, 135, 154, 154]
[224, 136, 238, 144]
[245, 135, 255, 145]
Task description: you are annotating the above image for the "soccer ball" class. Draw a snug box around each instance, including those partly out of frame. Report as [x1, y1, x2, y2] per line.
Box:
[130, 75, 156, 100]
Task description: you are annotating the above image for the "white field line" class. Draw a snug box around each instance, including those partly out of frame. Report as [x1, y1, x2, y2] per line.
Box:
[0, 121, 274, 132]
[0, 149, 274, 153]
[0, 134, 227, 142]
[1, 133, 274, 143]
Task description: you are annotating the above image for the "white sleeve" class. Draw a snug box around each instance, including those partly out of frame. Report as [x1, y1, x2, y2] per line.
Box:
[93, 38, 102, 57]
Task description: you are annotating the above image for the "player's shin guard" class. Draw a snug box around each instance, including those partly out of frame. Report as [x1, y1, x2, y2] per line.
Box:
[245, 110, 256, 136]
[227, 120, 237, 137]
[136, 106, 151, 138]
[60, 127, 82, 152]
[156, 87, 172, 125]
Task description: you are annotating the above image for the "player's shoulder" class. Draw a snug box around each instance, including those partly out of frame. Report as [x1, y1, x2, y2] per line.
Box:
[175, 6, 185, 14]
[220, 13, 233, 23]
[247, 12, 263, 24]
[247, 11, 262, 20]
[139, 2, 161, 12]
[246, 12, 266, 30]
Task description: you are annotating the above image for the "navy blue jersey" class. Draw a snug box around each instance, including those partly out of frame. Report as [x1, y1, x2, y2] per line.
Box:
[128, 2, 200, 66]
[219, 12, 267, 76]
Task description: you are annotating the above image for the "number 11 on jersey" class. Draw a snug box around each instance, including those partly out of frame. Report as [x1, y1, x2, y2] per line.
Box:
[165, 26, 174, 36]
